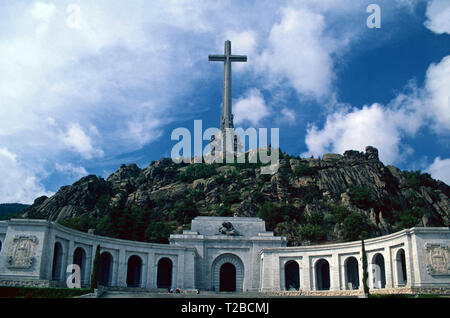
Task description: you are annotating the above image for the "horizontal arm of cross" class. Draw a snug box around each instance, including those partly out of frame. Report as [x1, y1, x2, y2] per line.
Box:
[208, 55, 247, 62]
[230, 55, 247, 62]
[208, 55, 225, 61]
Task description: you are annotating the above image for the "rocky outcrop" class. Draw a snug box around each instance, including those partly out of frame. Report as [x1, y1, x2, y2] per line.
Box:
[20, 146, 450, 244]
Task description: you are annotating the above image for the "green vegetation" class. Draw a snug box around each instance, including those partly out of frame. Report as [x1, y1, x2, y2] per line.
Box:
[342, 212, 370, 241]
[404, 170, 433, 190]
[257, 202, 303, 231]
[294, 162, 316, 177]
[362, 239, 370, 296]
[179, 163, 218, 182]
[298, 224, 326, 242]
[396, 207, 425, 230]
[349, 185, 377, 210]
[0, 287, 90, 298]
[0, 203, 29, 220]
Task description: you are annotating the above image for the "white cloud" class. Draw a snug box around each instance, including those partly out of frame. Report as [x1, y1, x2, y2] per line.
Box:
[424, 55, 450, 133]
[302, 104, 409, 164]
[0, 148, 52, 204]
[302, 54, 450, 164]
[234, 89, 270, 126]
[424, 0, 450, 34]
[281, 108, 296, 123]
[55, 163, 88, 179]
[255, 7, 334, 98]
[61, 123, 104, 159]
[425, 157, 450, 184]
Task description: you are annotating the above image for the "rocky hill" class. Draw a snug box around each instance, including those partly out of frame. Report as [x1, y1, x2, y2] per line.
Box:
[20, 146, 450, 245]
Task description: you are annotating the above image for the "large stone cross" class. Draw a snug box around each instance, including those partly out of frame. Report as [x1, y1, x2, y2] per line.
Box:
[209, 40, 247, 131]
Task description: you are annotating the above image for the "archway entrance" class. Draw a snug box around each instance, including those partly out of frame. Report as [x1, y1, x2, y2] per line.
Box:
[157, 258, 173, 288]
[73, 247, 86, 285]
[212, 254, 244, 292]
[396, 249, 407, 286]
[315, 259, 330, 290]
[372, 253, 386, 289]
[52, 242, 63, 281]
[220, 263, 236, 292]
[99, 252, 113, 286]
[345, 257, 359, 290]
[285, 261, 300, 290]
[126, 255, 142, 287]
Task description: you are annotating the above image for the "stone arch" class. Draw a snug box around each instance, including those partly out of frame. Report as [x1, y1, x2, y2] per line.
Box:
[212, 253, 244, 292]
[52, 242, 63, 281]
[157, 257, 173, 289]
[371, 253, 386, 289]
[127, 255, 142, 287]
[395, 249, 407, 286]
[344, 256, 359, 290]
[315, 259, 330, 291]
[284, 260, 300, 291]
[99, 251, 113, 286]
[73, 247, 87, 285]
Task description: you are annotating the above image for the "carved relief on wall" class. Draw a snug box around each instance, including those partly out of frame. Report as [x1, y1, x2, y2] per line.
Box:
[424, 243, 449, 276]
[6, 235, 39, 269]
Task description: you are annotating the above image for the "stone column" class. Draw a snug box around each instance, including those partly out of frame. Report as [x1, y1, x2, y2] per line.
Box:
[405, 233, 414, 287]
[340, 262, 346, 290]
[384, 249, 394, 288]
[280, 260, 286, 291]
[330, 254, 340, 291]
[302, 255, 311, 291]
[117, 248, 127, 287]
[177, 253, 184, 289]
[146, 251, 154, 288]
[45, 229, 56, 280]
[66, 240, 74, 282]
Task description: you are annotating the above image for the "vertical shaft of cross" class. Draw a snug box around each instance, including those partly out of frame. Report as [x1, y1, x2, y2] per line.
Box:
[209, 40, 247, 132]
[222, 40, 232, 131]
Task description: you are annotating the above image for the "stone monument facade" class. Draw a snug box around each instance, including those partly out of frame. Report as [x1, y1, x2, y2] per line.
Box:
[0, 217, 449, 295]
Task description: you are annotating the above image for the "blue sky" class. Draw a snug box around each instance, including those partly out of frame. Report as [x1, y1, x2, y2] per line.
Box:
[0, 0, 449, 203]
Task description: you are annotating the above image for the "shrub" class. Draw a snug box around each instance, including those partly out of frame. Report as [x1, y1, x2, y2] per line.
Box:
[404, 170, 432, 190]
[258, 202, 284, 230]
[144, 221, 173, 244]
[179, 164, 217, 182]
[294, 163, 316, 177]
[396, 207, 425, 230]
[298, 224, 326, 242]
[349, 185, 376, 210]
[342, 213, 370, 241]
[331, 205, 350, 223]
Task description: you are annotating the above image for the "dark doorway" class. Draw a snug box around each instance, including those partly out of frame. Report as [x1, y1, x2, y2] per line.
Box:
[396, 249, 407, 286]
[126, 255, 142, 287]
[285, 261, 300, 290]
[99, 252, 113, 286]
[52, 242, 63, 280]
[373, 253, 386, 288]
[220, 263, 236, 292]
[345, 257, 359, 290]
[315, 259, 330, 290]
[73, 247, 86, 285]
[157, 258, 173, 288]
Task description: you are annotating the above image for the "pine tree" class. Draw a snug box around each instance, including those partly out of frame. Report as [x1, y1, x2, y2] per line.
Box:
[361, 239, 370, 297]
[90, 245, 100, 291]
